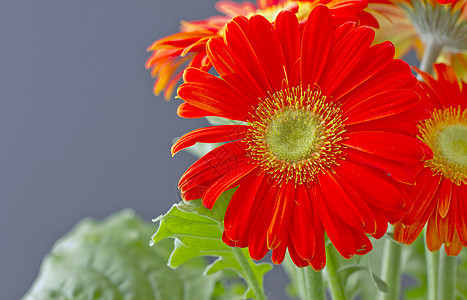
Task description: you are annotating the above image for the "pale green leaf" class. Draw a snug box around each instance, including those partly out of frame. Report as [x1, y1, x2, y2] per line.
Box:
[152, 191, 272, 299]
[23, 209, 220, 300]
[205, 116, 247, 127]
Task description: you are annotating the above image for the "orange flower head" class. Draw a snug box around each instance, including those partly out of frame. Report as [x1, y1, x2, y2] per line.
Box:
[146, 0, 377, 101]
[394, 64, 467, 256]
[172, 6, 430, 269]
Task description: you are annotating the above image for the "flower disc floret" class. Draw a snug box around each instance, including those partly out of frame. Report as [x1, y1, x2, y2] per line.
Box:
[245, 87, 345, 185]
[420, 106, 467, 185]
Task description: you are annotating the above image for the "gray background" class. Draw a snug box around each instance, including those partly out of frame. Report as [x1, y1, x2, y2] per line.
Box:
[0, 1, 289, 299]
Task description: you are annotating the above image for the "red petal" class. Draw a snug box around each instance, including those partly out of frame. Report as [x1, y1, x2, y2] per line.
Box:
[224, 19, 272, 94]
[289, 185, 316, 260]
[313, 184, 355, 259]
[180, 155, 249, 193]
[318, 169, 376, 233]
[350, 229, 373, 255]
[275, 10, 300, 81]
[332, 41, 394, 102]
[300, 5, 333, 88]
[401, 168, 440, 226]
[436, 193, 456, 245]
[179, 141, 245, 185]
[308, 226, 326, 271]
[346, 148, 416, 184]
[207, 37, 266, 102]
[343, 131, 426, 163]
[271, 237, 288, 264]
[438, 179, 452, 218]
[224, 172, 265, 241]
[344, 89, 419, 125]
[203, 163, 257, 209]
[394, 218, 426, 245]
[288, 241, 312, 268]
[318, 26, 375, 95]
[338, 70, 418, 108]
[222, 228, 250, 248]
[336, 160, 409, 220]
[456, 185, 467, 246]
[248, 15, 287, 91]
[426, 213, 442, 252]
[177, 82, 249, 120]
[248, 185, 280, 260]
[171, 125, 248, 155]
[267, 181, 295, 249]
[177, 102, 215, 119]
[445, 232, 463, 256]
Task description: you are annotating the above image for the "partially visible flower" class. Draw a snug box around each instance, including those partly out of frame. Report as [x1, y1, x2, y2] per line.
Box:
[146, 0, 376, 100]
[173, 6, 428, 268]
[394, 63, 467, 256]
[370, 0, 467, 58]
[439, 52, 467, 81]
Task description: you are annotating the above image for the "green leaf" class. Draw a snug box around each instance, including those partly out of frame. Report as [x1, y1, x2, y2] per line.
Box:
[184, 142, 223, 158]
[369, 270, 390, 294]
[205, 116, 247, 127]
[337, 264, 368, 280]
[152, 190, 272, 299]
[23, 209, 221, 300]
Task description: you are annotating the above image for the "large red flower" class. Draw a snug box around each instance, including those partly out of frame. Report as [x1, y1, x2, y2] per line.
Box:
[146, 0, 377, 100]
[394, 64, 467, 256]
[172, 6, 429, 269]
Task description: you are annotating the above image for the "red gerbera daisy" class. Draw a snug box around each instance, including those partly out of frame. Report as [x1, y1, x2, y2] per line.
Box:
[146, 0, 378, 100]
[394, 64, 467, 256]
[172, 5, 429, 269]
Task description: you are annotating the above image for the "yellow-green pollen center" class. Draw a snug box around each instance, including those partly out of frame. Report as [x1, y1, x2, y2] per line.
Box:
[266, 108, 322, 162]
[245, 87, 346, 185]
[438, 125, 467, 167]
[420, 106, 467, 185]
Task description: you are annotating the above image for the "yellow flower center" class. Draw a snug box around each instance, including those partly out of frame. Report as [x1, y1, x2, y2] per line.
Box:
[245, 87, 346, 185]
[438, 125, 467, 166]
[266, 108, 322, 162]
[420, 106, 467, 185]
[251, 1, 314, 22]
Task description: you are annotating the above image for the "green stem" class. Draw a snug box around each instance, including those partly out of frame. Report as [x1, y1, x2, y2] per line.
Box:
[325, 244, 345, 300]
[231, 247, 267, 300]
[304, 266, 325, 300]
[282, 254, 307, 300]
[418, 38, 443, 74]
[425, 230, 439, 300]
[437, 250, 457, 300]
[376, 239, 402, 300]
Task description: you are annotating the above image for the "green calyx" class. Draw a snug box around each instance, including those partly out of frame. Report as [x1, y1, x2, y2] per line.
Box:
[438, 124, 467, 166]
[265, 108, 321, 162]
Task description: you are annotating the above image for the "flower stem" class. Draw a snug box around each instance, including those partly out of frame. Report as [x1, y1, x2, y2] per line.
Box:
[418, 38, 443, 74]
[437, 250, 457, 300]
[304, 266, 325, 300]
[282, 253, 307, 300]
[325, 244, 345, 300]
[376, 239, 402, 300]
[231, 247, 267, 300]
[425, 230, 438, 300]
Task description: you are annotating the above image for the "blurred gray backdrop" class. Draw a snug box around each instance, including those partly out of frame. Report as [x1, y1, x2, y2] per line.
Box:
[0, 1, 290, 299]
